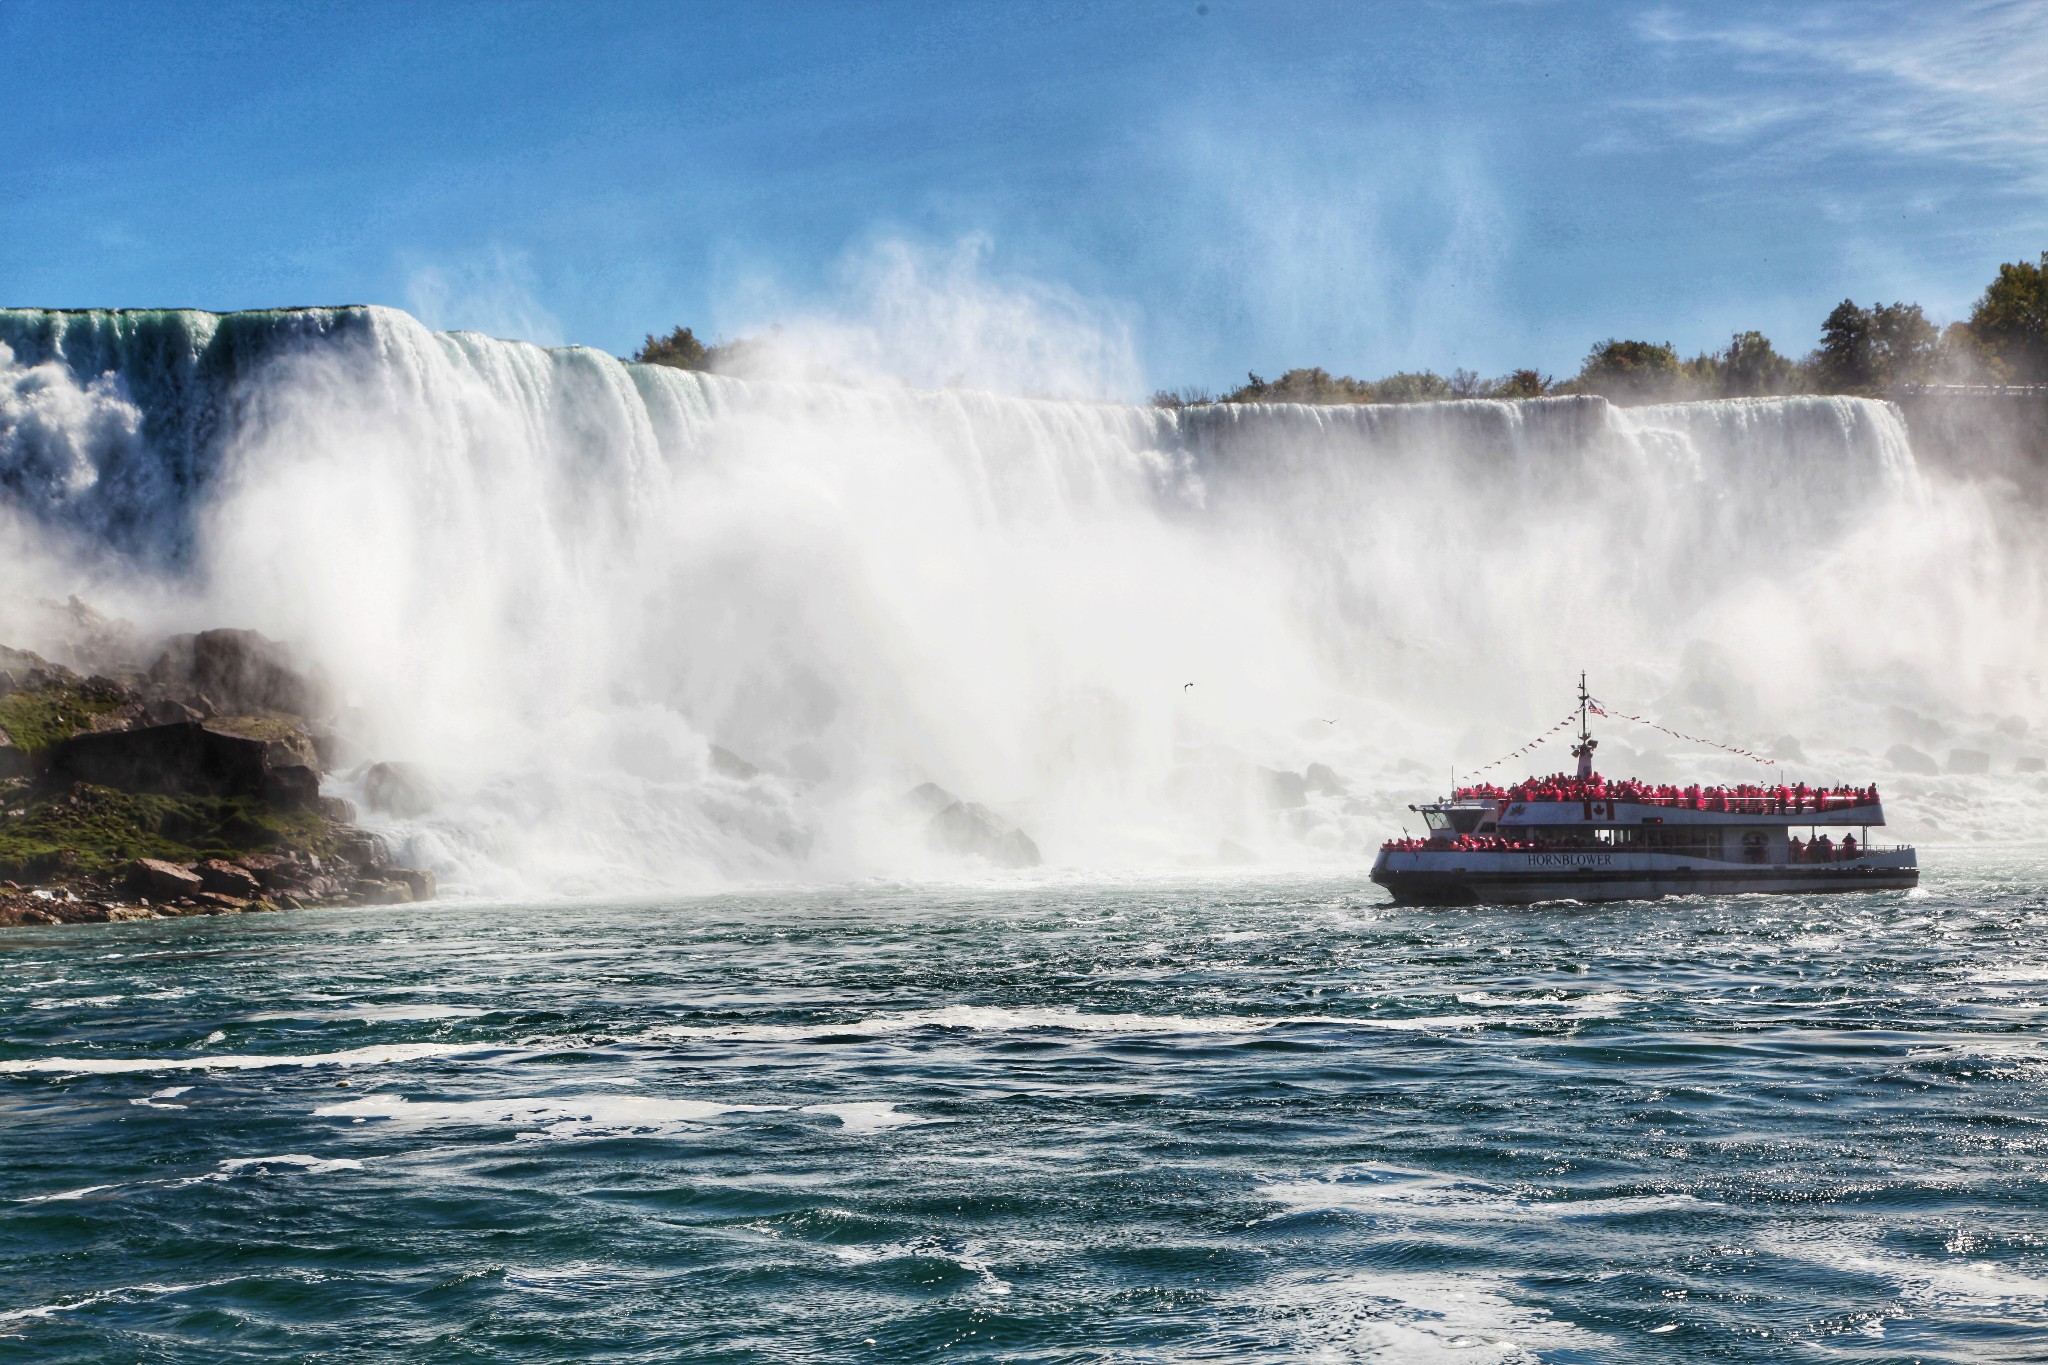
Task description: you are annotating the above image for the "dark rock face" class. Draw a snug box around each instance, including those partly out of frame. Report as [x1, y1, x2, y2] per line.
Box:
[44, 722, 271, 798]
[0, 730, 25, 778]
[147, 629, 330, 720]
[1304, 763, 1346, 796]
[905, 782, 958, 818]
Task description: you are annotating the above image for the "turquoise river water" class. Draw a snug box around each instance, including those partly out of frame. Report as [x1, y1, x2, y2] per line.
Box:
[4, 854, 2047, 1362]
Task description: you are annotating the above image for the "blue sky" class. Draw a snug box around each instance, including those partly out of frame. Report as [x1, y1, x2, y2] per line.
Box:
[3, 0, 2043, 395]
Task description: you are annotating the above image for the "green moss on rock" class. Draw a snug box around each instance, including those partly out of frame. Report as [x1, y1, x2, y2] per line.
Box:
[0, 780, 337, 880]
[0, 682, 128, 754]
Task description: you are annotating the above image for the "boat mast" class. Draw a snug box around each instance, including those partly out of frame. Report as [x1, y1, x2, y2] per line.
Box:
[1571, 671, 1598, 780]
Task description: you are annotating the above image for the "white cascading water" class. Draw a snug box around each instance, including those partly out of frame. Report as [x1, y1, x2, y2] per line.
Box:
[1, 305, 2041, 895]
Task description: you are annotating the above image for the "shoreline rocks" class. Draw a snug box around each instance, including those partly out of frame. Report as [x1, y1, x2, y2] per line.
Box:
[0, 620, 438, 932]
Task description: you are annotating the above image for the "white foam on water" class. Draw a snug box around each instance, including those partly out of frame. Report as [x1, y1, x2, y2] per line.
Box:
[801, 1101, 933, 1133]
[216, 1154, 366, 1174]
[0, 1282, 210, 1327]
[653, 1005, 1471, 1042]
[1248, 1269, 1607, 1363]
[1262, 1165, 1705, 1226]
[0, 1040, 501, 1075]
[14, 1184, 120, 1204]
[822, 1238, 1012, 1295]
[314, 1092, 782, 1139]
[28, 995, 122, 1010]
[1764, 1232, 2048, 1310]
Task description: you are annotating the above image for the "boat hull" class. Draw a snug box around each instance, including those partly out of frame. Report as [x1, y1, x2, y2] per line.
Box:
[1370, 850, 1918, 906]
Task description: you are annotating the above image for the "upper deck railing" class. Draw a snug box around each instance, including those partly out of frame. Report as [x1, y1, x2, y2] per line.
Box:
[1448, 779, 1880, 816]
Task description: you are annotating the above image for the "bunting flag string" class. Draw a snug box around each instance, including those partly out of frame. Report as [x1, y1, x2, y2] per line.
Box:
[1456, 711, 1582, 785]
[1587, 697, 1776, 767]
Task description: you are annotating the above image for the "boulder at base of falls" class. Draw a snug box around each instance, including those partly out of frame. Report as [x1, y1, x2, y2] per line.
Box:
[1885, 744, 1940, 776]
[362, 761, 436, 817]
[1304, 763, 1346, 796]
[129, 857, 202, 899]
[1947, 748, 1991, 775]
[195, 858, 262, 899]
[919, 793, 1041, 869]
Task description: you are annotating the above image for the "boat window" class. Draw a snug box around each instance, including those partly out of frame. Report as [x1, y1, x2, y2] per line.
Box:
[1422, 810, 1451, 832]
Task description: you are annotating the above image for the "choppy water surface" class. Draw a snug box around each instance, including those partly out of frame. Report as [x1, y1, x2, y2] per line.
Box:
[5, 855, 2047, 1362]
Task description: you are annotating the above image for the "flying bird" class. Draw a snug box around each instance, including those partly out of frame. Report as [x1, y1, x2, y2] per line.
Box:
[1321, 718, 1338, 725]
[1184, 682, 1194, 691]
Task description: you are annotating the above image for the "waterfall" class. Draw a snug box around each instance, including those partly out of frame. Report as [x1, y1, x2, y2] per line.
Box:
[1, 306, 2038, 891]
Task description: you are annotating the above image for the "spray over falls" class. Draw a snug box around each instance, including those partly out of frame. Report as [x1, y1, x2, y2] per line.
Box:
[0, 306, 2039, 894]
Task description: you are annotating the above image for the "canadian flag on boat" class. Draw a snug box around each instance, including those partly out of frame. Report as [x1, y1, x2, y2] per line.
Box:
[1584, 799, 1612, 821]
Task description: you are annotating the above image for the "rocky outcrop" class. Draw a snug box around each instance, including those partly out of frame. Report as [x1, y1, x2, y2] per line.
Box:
[909, 783, 1041, 868]
[145, 629, 332, 720]
[0, 620, 438, 929]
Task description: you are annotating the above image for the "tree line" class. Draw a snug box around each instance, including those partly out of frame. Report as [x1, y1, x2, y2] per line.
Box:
[1153, 249, 2048, 408]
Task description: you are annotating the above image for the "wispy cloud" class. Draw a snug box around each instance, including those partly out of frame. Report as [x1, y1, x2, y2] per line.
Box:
[1631, 1, 2048, 184]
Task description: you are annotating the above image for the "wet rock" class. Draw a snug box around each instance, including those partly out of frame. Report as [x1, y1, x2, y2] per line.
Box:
[2018, 756, 2045, 773]
[335, 829, 392, 873]
[1771, 735, 1807, 763]
[236, 852, 311, 891]
[191, 891, 249, 913]
[388, 867, 437, 901]
[905, 782, 959, 817]
[362, 761, 435, 817]
[129, 857, 202, 899]
[927, 800, 1041, 869]
[1947, 748, 1991, 775]
[1998, 715, 2030, 738]
[318, 795, 357, 823]
[1304, 763, 1346, 796]
[196, 859, 262, 899]
[0, 728, 25, 778]
[1885, 744, 1939, 776]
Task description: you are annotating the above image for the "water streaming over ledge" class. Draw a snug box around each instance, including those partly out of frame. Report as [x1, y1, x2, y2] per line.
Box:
[1, 307, 2041, 893]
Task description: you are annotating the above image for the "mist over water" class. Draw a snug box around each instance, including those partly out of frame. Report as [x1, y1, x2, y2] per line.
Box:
[1, 304, 2042, 895]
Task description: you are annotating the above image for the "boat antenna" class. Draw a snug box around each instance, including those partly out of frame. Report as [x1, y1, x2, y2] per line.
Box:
[1570, 671, 1598, 780]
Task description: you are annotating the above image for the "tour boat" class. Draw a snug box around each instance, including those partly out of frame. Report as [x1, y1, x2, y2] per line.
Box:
[1370, 680, 1919, 905]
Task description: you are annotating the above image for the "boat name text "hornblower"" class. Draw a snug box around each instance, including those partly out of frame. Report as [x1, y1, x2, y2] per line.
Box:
[1524, 852, 1614, 868]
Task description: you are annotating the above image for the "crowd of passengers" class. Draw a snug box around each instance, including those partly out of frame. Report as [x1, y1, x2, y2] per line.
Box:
[1449, 775, 1879, 813]
[1378, 831, 1866, 860]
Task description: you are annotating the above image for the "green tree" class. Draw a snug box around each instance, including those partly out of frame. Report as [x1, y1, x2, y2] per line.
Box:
[1968, 251, 2048, 382]
[1574, 339, 1681, 404]
[634, 325, 711, 369]
[1717, 330, 1795, 396]
[1486, 368, 1552, 399]
[1373, 371, 1454, 403]
[1814, 301, 1935, 392]
[1222, 368, 1374, 404]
